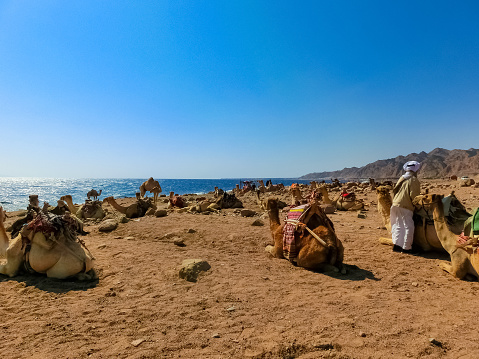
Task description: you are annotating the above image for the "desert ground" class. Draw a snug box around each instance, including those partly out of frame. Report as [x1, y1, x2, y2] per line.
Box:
[1, 178, 479, 359]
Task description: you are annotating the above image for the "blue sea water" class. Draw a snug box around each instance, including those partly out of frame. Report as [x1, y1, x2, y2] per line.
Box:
[0, 177, 314, 212]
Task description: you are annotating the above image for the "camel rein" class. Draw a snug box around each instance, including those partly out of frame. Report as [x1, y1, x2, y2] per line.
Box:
[284, 219, 328, 247]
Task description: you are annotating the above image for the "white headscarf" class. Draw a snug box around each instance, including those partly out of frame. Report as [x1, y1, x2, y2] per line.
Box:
[402, 161, 421, 179]
[403, 161, 421, 172]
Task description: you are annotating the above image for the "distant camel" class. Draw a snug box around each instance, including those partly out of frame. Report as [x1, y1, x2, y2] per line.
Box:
[87, 189, 102, 200]
[140, 177, 162, 204]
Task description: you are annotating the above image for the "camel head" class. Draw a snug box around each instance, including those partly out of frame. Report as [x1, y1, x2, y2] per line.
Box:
[263, 198, 279, 211]
[103, 196, 114, 203]
[60, 195, 72, 202]
[376, 186, 391, 198]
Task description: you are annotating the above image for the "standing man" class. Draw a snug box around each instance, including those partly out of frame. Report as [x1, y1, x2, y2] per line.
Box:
[391, 160, 421, 254]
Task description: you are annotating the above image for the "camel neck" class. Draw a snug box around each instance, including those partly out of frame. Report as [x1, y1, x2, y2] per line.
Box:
[431, 203, 458, 253]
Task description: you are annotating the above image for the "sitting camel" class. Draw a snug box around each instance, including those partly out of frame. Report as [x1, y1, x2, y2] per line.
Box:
[377, 188, 471, 253]
[415, 194, 479, 280]
[264, 198, 345, 273]
[140, 177, 162, 203]
[60, 195, 105, 220]
[332, 190, 365, 211]
[168, 192, 186, 209]
[215, 192, 243, 209]
[103, 196, 156, 218]
[87, 189, 102, 201]
[0, 206, 95, 280]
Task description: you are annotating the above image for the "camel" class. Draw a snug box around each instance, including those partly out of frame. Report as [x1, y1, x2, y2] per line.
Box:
[0, 206, 95, 280]
[415, 194, 479, 280]
[290, 186, 303, 207]
[376, 188, 470, 253]
[60, 195, 105, 220]
[168, 192, 186, 209]
[87, 189, 102, 201]
[60, 195, 81, 214]
[264, 198, 345, 273]
[215, 192, 243, 209]
[140, 177, 162, 203]
[103, 196, 156, 218]
[318, 185, 332, 205]
[332, 190, 365, 211]
[376, 186, 392, 233]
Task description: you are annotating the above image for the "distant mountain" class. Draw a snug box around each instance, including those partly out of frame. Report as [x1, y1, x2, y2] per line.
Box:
[300, 148, 479, 180]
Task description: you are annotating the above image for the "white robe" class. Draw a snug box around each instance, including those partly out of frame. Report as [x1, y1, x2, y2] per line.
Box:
[390, 205, 414, 250]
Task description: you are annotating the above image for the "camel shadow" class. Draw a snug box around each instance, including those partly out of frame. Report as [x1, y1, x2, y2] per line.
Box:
[310, 264, 380, 282]
[0, 272, 99, 293]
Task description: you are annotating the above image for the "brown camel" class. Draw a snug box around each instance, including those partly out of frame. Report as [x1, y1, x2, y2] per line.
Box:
[332, 190, 364, 211]
[87, 189, 102, 200]
[140, 177, 162, 203]
[0, 206, 95, 279]
[104, 196, 156, 218]
[61, 195, 105, 220]
[264, 198, 345, 273]
[415, 194, 479, 280]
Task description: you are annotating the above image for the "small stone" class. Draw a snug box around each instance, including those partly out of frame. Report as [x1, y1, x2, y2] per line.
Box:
[179, 259, 211, 282]
[251, 219, 264, 226]
[359, 331, 366, 337]
[240, 209, 256, 217]
[186, 228, 196, 233]
[155, 209, 168, 217]
[212, 333, 221, 338]
[412, 282, 418, 287]
[357, 213, 367, 219]
[98, 219, 119, 232]
[173, 239, 186, 247]
[97, 244, 107, 249]
[226, 306, 236, 312]
[131, 339, 145, 347]
[429, 338, 443, 347]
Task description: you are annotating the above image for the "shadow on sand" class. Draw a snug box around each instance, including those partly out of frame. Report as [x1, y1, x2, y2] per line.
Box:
[0, 271, 99, 293]
[310, 263, 380, 282]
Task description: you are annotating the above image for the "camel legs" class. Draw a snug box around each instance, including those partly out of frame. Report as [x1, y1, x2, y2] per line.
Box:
[439, 250, 473, 280]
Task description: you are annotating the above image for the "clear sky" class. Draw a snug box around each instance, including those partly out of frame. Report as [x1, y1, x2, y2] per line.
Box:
[1, 1, 478, 178]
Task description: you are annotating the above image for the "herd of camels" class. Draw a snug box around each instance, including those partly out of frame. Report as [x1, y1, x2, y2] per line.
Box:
[1, 177, 478, 282]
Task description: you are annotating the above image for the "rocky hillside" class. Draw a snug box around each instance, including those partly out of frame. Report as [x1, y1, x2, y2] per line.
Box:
[300, 148, 479, 180]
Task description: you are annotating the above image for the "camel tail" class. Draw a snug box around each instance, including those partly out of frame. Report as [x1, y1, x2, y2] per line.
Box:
[379, 237, 393, 246]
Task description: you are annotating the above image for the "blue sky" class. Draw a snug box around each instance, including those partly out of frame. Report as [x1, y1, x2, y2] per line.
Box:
[1, 1, 478, 178]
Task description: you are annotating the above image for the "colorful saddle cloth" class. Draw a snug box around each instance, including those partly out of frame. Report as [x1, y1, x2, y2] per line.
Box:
[283, 204, 310, 261]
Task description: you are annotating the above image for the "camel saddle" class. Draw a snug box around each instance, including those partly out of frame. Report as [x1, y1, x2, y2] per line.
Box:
[414, 193, 471, 235]
[283, 204, 310, 261]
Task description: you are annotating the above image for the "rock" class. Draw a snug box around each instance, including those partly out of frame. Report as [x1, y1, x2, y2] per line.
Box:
[357, 212, 367, 219]
[131, 338, 145, 347]
[155, 209, 168, 217]
[212, 333, 220, 338]
[251, 219, 264, 226]
[119, 215, 129, 224]
[146, 208, 156, 216]
[98, 219, 119, 232]
[429, 338, 443, 347]
[411, 282, 418, 287]
[179, 259, 211, 282]
[241, 209, 256, 217]
[186, 228, 196, 233]
[226, 306, 236, 312]
[359, 331, 366, 337]
[97, 244, 107, 249]
[173, 239, 186, 247]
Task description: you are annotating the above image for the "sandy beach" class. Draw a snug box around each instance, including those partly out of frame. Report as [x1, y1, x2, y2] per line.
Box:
[1, 179, 479, 359]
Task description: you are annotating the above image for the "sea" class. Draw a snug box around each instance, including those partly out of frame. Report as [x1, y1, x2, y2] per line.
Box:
[0, 177, 315, 212]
